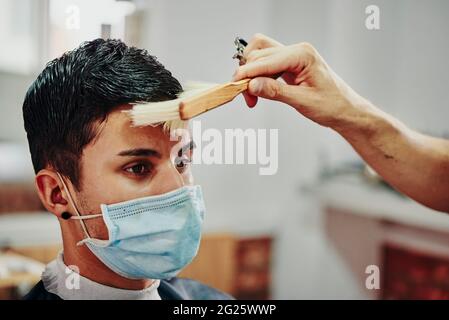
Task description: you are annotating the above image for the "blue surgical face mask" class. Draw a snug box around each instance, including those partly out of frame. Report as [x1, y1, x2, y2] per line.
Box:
[57, 173, 205, 280]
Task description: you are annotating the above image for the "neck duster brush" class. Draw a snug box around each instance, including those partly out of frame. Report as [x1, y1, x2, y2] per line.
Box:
[127, 79, 250, 126]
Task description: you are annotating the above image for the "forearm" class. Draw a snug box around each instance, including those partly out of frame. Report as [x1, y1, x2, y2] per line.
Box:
[233, 36, 449, 212]
[334, 100, 449, 213]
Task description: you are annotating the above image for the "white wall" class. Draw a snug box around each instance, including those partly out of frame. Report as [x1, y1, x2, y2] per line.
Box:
[393, 0, 449, 135]
[1, 0, 449, 299]
[0, 71, 35, 143]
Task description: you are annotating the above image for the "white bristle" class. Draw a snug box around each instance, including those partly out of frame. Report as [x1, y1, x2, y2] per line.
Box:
[127, 81, 217, 128]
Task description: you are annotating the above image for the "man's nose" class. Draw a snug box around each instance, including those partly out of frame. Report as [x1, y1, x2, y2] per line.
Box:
[150, 160, 185, 195]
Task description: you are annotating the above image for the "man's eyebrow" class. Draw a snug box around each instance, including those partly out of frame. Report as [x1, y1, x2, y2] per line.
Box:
[117, 148, 161, 158]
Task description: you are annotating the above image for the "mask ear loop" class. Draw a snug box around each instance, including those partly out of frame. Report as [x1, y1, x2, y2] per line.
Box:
[56, 172, 102, 246]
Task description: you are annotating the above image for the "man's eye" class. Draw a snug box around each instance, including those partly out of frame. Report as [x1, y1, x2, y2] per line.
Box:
[175, 155, 192, 169]
[125, 163, 151, 176]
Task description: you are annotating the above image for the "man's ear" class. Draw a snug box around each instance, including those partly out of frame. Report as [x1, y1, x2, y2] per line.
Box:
[35, 169, 70, 219]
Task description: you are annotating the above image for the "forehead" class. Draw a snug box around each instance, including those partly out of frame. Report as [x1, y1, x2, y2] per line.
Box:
[84, 105, 184, 158]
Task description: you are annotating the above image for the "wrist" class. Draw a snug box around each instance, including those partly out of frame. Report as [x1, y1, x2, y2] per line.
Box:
[331, 98, 394, 143]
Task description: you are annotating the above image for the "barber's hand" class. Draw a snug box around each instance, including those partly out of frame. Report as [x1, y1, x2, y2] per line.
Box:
[233, 34, 368, 129]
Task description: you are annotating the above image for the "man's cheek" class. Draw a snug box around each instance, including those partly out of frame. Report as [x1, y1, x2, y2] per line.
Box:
[77, 193, 109, 240]
[85, 217, 109, 240]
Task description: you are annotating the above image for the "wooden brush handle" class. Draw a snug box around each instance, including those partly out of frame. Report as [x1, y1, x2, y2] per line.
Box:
[179, 79, 250, 120]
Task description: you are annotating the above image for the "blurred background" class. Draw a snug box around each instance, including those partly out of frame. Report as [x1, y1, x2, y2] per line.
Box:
[1, 0, 449, 300]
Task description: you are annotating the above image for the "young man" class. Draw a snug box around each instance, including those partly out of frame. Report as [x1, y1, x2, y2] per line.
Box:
[22, 39, 231, 300]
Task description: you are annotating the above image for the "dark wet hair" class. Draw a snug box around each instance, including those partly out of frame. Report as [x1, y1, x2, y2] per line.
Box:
[23, 38, 182, 190]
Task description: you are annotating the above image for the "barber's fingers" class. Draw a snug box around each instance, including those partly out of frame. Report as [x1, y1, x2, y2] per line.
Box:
[234, 44, 314, 81]
[241, 47, 285, 107]
[233, 51, 292, 81]
[247, 77, 313, 109]
[243, 33, 284, 58]
[246, 47, 283, 63]
[235, 49, 293, 107]
[237, 34, 283, 108]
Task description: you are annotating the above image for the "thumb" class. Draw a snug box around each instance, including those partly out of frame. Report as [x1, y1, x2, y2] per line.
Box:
[247, 77, 308, 108]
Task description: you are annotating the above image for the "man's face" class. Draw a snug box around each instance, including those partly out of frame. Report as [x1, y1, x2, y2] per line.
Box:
[68, 105, 193, 240]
